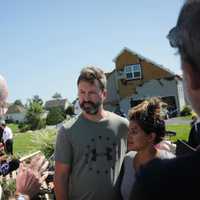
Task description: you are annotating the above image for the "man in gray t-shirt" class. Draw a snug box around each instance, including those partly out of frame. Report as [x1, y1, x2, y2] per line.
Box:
[54, 66, 128, 200]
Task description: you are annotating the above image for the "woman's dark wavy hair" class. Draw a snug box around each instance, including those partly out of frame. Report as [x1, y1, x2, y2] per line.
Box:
[128, 97, 166, 144]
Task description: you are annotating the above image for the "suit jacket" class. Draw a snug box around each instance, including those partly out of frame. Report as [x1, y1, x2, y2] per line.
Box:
[130, 151, 200, 200]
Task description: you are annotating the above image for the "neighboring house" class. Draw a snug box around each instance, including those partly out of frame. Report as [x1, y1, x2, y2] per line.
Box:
[44, 98, 70, 111]
[5, 104, 26, 123]
[105, 47, 186, 115]
[105, 70, 120, 112]
[73, 99, 82, 115]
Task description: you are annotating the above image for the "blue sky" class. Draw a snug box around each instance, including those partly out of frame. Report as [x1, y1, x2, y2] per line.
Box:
[0, 0, 184, 104]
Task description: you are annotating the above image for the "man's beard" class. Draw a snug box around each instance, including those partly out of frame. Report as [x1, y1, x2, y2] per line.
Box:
[80, 101, 101, 115]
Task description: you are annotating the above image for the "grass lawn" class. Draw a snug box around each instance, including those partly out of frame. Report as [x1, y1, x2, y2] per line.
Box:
[176, 115, 192, 120]
[8, 123, 40, 156]
[12, 123, 192, 156]
[13, 129, 57, 157]
[13, 132, 41, 156]
[8, 123, 20, 133]
[166, 124, 191, 142]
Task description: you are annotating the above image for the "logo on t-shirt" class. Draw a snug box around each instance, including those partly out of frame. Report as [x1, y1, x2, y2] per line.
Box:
[84, 135, 119, 175]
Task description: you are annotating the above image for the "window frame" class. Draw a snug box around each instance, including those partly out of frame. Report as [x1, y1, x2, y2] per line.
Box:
[124, 64, 142, 80]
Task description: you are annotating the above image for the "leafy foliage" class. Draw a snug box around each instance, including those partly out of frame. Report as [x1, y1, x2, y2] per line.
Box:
[32, 95, 43, 105]
[52, 92, 62, 99]
[33, 129, 56, 158]
[25, 98, 46, 130]
[0, 179, 16, 200]
[65, 104, 74, 116]
[180, 105, 192, 116]
[46, 107, 65, 125]
[13, 99, 23, 106]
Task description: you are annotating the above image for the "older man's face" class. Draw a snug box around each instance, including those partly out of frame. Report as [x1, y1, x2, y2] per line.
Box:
[0, 74, 8, 115]
[182, 61, 200, 116]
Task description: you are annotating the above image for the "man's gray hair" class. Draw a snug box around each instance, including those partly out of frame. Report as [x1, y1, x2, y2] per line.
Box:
[167, 0, 200, 73]
[0, 74, 8, 103]
[77, 66, 107, 91]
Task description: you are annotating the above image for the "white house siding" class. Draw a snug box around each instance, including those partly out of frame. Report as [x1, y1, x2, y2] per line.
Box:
[106, 71, 119, 104]
[6, 113, 26, 123]
[74, 100, 82, 115]
[176, 80, 186, 110]
[120, 78, 183, 115]
[120, 97, 131, 115]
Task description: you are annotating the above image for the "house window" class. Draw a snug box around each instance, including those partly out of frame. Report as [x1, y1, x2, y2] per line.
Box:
[124, 64, 142, 80]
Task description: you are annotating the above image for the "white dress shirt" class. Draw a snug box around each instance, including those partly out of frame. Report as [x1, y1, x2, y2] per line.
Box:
[3, 126, 13, 143]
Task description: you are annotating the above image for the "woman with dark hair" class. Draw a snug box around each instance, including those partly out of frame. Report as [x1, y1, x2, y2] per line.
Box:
[120, 97, 175, 200]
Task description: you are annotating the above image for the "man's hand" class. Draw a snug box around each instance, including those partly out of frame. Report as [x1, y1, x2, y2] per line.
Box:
[16, 155, 49, 199]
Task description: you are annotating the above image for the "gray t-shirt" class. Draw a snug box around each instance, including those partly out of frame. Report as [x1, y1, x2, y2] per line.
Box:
[121, 150, 175, 200]
[55, 112, 129, 200]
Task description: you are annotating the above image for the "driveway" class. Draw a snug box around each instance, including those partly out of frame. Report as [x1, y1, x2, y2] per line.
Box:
[165, 117, 191, 125]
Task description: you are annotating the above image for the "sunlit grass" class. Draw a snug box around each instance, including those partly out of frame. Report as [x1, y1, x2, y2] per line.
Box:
[166, 124, 191, 142]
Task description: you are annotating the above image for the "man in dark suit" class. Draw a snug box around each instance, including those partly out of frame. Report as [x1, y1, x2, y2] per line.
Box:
[188, 121, 200, 148]
[130, 1, 200, 199]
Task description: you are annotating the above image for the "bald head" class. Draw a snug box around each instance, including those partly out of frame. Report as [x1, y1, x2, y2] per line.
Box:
[0, 74, 8, 103]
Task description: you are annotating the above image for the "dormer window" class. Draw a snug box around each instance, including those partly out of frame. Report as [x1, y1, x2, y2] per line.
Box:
[124, 64, 142, 80]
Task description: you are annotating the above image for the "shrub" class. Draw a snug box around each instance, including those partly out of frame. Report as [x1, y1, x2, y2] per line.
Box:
[26, 99, 46, 130]
[65, 105, 74, 116]
[5, 118, 14, 124]
[18, 121, 45, 132]
[180, 105, 192, 116]
[33, 129, 56, 158]
[46, 107, 65, 125]
[18, 123, 31, 132]
[0, 179, 16, 200]
[37, 118, 46, 129]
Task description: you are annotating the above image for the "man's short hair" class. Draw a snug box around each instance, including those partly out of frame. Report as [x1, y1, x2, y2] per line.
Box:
[77, 66, 107, 91]
[167, 0, 200, 73]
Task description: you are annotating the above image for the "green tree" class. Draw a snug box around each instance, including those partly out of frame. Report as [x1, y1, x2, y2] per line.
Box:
[13, 99, 23, 106]
[180, 105, 192, 116]
[66, 104, 74, 116]
[26, 99, 46, 130]
[33, 95, 43, 105]
[46, 107, 65, 125]
[52, 92, 62, 99]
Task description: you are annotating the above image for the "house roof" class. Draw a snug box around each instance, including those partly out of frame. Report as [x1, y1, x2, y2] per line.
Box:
[44, 98, 69, 109]
[105, 69, 116, 79]
[164, 74, 182, 81]
[113, 47, 175, 75]
[6, 104, 26, 114]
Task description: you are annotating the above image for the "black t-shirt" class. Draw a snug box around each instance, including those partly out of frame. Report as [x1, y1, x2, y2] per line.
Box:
[130, 151, 200, 200]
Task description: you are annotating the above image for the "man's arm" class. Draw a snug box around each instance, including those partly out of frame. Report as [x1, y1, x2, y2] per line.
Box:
[54, 160, 71, 200]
